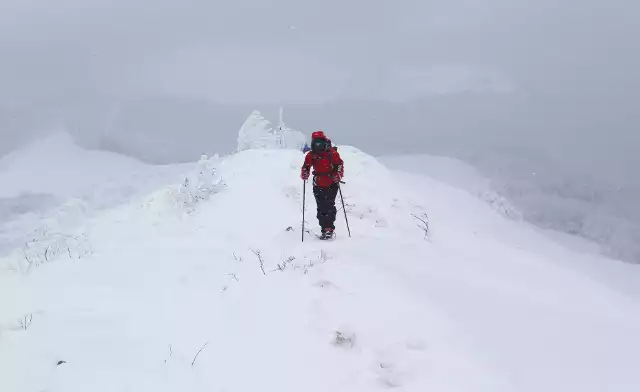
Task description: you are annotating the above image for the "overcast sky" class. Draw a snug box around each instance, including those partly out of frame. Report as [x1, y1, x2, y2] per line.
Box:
[0, 0, 638, 161]
[0, 0, 638, 262]
[0, 0, 637, 105]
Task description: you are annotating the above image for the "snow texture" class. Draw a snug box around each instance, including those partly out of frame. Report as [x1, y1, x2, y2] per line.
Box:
[1, 136, 640, 392]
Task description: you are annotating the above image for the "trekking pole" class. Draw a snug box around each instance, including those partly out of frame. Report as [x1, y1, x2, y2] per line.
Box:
[301, 180, 306, 242]
[338, 182, 351, 238]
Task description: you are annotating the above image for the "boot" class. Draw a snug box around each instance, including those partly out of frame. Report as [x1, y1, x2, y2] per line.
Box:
[320, 227, 335, 239]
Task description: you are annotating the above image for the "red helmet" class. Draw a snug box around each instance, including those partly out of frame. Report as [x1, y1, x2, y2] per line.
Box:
[311, 130, 326, 140]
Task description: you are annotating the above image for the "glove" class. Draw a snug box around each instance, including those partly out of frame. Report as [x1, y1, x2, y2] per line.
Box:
[301, 169, 310, 180]
[332, 172, 343, 183]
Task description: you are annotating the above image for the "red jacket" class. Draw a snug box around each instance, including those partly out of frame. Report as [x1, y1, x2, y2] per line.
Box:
[301, 147, 344, 187]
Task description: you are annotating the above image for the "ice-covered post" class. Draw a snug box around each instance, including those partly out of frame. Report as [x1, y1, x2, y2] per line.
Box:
[276, 106, 285, 148]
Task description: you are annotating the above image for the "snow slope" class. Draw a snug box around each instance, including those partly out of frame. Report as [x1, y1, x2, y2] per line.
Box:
[381, 153, 640, 297]
[1, 142, 640, 392]
[0, 132, 190, 258]
[380, 153, 521, 220]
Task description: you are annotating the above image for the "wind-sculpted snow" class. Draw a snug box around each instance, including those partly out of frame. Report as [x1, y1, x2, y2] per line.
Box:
[1, 144, 639, 392]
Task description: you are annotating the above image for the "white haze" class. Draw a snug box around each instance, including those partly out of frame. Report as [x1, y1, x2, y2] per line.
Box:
[0, 0, 639, 261]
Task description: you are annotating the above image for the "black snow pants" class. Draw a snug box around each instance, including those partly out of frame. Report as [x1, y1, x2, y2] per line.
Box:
[313, 183, 339, 230]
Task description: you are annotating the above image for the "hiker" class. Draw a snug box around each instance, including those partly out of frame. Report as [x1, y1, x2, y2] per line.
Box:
[300, 130, 344, 238]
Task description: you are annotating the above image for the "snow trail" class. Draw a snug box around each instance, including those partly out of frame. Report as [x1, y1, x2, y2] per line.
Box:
[1, 140, 639, 392]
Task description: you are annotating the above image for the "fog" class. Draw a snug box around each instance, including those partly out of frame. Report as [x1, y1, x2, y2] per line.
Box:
[0, 0, 639, 261]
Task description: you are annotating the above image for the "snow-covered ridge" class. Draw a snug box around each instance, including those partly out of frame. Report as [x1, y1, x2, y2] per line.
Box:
[1, 136, 640, 392]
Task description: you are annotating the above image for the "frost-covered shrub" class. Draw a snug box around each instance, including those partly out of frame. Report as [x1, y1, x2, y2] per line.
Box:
[24, 231, 91, 267]
[176, 154, 225, 212]
[7, 227, 92, 274]
[0, 197, 94, 273]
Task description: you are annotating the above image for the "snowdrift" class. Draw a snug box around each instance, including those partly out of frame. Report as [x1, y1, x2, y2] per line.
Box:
[1, 139, 640, 392]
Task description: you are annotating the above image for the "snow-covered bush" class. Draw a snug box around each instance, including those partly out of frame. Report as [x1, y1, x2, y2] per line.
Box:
[237, 109, 305, 151]
[1, 226, 92, 274]
[0, 197, 94, 274]
[176, 154, 224, 212]
[21, 230, 92, 271]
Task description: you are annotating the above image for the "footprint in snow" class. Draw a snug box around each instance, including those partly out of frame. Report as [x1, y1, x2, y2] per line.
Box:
[313, 280, 337, 290]
[374, 218, 388, 228]
[371, 339, 429, 389]
[374, 361, 402, 389]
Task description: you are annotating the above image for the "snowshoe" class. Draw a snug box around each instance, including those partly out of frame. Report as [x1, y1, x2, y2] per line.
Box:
[318, 228, 335, 240]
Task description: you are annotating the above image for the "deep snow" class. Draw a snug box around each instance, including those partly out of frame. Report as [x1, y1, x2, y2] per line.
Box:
[1, 136, 639, 392]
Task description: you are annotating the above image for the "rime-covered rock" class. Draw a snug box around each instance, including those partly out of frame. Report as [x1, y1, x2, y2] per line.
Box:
[237, 110, 305, 151]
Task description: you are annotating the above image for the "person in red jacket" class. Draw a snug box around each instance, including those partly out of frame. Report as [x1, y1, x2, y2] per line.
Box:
[301, 130, 344, 238]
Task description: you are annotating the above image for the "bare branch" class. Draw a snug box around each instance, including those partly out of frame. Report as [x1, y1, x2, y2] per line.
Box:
[411, 213, 430, 238]
[19, 314, 33, 330]
[191, 341, 210, 367]
[65, 241, 72, 258]
[22, 249, 32, 266]
[251, 249, 266, 275]
[273, 255, 296, 272]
